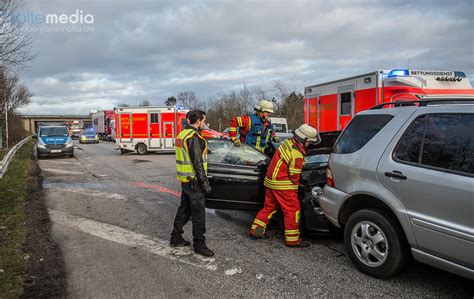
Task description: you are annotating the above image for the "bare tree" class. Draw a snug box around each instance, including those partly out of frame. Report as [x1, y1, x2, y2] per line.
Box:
[177, 91, 198, 108]
[138, 99, 151, 106]
[0, 69, 32, 113]
[116, 103, 130, 107]
[0, 0, 35, 71]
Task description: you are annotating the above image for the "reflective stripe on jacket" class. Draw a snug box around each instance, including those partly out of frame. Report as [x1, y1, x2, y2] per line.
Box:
[175, 128, 208, 183]
[228, 113, 274, 152]
[264, 138, 305, 190]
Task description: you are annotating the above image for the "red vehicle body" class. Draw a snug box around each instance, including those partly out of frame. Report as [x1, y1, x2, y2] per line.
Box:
[115, 106, 225, 155]
[304, 69, 474, 132]
[92, 110, 115, 140]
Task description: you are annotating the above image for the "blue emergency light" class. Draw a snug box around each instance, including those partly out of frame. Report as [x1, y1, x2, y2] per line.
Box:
[387, 69, 409, 77]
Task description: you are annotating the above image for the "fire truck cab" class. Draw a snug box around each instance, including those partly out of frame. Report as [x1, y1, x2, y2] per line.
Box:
[114, 106, 189, 155]
[304, 69, 474, 132]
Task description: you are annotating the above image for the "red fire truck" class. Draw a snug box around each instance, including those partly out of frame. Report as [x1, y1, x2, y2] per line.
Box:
[304, 69, 474, 132]
[92, 110, 115, 141]
[115, 106, 225, 155]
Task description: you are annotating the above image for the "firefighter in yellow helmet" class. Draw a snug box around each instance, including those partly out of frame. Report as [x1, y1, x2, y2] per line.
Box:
[228, 100, 280, 152]
[170, 110, 214, 257]
[250, 124, 321, 247]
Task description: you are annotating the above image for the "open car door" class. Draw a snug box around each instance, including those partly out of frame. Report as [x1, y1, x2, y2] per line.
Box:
[205, 139, 269, 210]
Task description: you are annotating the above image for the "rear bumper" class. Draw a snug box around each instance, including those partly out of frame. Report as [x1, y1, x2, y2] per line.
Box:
[319, 185, 350, 228]
[37, 146, 73, 157]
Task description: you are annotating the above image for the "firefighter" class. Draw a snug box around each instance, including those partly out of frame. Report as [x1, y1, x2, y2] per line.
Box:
[228, 100, 280, 152]
[250, 124, 321, 247]
[170, 110, 214, 257]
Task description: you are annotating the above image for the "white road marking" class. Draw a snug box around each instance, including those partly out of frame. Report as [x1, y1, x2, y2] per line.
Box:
[41, 168, 85, 175]
[49, 210, 217, 271]
[49, 187, 127, 201]
[224, 267, 242, 276]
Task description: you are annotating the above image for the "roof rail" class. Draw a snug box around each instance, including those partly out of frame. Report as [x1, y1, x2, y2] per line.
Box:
[370, 97, 474, 110]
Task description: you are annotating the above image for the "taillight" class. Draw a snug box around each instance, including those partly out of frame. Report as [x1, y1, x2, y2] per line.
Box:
[326, 166, 335, 188]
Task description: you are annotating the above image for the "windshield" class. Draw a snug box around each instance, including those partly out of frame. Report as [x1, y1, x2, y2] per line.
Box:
[273, 123, 287, 133]
[39, 127, 69, 137]
[82, 130, 96, 136]
[208, 139, 268, 166]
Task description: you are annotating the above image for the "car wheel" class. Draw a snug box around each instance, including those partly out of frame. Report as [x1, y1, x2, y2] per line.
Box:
[69, 153, 74, 158]
[344, 209, 407, 279]
[136, 143, 147, 155]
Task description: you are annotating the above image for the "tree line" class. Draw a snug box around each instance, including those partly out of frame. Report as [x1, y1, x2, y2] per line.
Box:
[127, 81, 304, 132]
[0, 0, 35, 148]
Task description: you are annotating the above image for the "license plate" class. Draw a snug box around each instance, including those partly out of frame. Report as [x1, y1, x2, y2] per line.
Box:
[51, 149, 61, 153]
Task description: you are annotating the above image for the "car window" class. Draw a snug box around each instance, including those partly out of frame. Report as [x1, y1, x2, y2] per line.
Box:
[82, 130, 96, 136]
[207, 139, 268, 166]
[39, 127, 69, 137]
[395, 113, 474, 175]
[393, 115, 426, 163]
[334, 114, 393, 154]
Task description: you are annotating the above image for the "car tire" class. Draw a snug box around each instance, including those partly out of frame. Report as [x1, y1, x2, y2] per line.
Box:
[136, 143, 147, 155]
[344, 209, 407, 279]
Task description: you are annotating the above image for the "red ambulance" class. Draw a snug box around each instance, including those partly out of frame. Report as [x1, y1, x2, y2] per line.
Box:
[115, 106, 225, 155]
[304, 69, 474, 132]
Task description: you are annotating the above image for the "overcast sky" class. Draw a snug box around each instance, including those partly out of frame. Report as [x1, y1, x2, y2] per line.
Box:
[17, 0, 474, 115]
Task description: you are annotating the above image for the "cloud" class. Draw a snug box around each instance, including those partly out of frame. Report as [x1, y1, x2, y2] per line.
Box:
[18, 0, 474, 114]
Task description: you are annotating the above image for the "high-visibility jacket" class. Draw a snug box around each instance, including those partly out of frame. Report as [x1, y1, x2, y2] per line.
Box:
[263, 138, 306, 190]
[175, 128, 208, 183]
[228, 113, 276, 152]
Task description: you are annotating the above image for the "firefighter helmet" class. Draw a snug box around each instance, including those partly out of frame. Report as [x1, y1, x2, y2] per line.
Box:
[254, 100, 274, 113]
[294, 124, 321, 144]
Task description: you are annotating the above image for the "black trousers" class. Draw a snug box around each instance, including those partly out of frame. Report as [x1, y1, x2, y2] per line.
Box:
[171, 182, 206, 245]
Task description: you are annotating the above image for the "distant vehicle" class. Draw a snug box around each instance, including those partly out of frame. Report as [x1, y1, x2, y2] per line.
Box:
[92, 110, 115, 141]
[201, 124, 228, 139]
[35, 125, 74, 158]
[319, 96, 474, 279]
[66, 120, 84, 139]
[304, 69, 474, 132]
[269, 117, 289, 133]
[109, 119, 116, 142]
[79, 129, 99, 144]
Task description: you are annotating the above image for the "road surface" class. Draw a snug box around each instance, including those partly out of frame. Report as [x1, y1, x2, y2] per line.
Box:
[37, 141, 473, 297]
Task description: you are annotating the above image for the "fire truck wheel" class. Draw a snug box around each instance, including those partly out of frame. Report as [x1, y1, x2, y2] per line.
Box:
[136, 143, 148, 155]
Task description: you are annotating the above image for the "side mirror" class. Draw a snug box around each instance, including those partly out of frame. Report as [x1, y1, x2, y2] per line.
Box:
[32, 134, 38, 139]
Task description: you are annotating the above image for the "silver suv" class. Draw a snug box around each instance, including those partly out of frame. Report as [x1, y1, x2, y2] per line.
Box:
[319, 97, 473, 279]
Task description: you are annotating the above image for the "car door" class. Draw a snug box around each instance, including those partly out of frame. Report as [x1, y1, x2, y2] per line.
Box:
[377, 110, 474, 269]
[206, 139, 269, 210]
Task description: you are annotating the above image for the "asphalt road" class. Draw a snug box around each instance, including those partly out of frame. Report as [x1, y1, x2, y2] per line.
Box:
[38, 141, 473, 297]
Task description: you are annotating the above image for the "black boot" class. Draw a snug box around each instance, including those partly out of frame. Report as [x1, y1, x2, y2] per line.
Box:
[170, 236, 191, 247]
[286, 239, 310, 248]
[194, 243, 214, 257]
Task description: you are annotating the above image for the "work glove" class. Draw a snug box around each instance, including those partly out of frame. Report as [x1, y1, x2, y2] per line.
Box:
[231, 138, 241, 147]
[273, 135, 280, 143]
[202, 181, 212, 195]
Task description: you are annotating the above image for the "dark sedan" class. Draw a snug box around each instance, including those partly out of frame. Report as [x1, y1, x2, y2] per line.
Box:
[205, 132, 340, 234]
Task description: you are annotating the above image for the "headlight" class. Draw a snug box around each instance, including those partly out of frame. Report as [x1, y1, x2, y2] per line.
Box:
[66, 142, 74, 148]
[311, 186, 323, 199]
[80, 136, 85, 139]
[37, 143, 46, 149]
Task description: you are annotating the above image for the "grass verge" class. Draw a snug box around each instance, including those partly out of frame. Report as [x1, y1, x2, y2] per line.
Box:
[0, 140, 34, 297]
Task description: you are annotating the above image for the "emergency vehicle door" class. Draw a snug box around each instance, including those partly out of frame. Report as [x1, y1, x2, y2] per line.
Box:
[305, 94, 320, 131]
[148, 112, 162, 149]
[163, 122, 174, 149]
[119, 113, 132, 143]
[337, 83, 356, 130]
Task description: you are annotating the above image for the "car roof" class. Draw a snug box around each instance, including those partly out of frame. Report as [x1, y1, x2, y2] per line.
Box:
[359, 98, 474, 116]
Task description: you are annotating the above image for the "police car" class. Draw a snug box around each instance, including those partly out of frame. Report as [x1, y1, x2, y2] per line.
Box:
[35, 125, 74, 158]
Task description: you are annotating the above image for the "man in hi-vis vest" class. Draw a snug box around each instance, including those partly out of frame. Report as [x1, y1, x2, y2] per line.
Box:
[170, 110, 214, 257]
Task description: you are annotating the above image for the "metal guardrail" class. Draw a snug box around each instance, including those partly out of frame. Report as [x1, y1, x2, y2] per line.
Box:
[0, 136, 32, 179]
